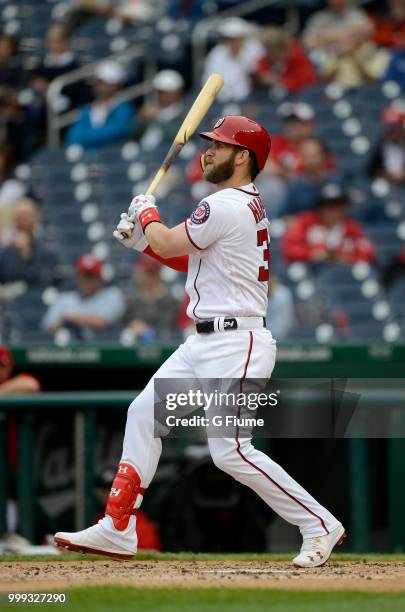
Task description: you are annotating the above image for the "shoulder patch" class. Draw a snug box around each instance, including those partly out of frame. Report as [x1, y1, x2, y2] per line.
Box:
[190, 201, 211, 225]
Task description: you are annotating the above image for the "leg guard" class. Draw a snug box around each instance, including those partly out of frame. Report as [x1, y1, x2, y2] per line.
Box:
[106, 462, 145, 531]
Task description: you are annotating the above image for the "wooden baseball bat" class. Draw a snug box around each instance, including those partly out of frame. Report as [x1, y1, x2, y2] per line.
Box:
[145, 73, 224, 195]
[120, 73, 224, 238]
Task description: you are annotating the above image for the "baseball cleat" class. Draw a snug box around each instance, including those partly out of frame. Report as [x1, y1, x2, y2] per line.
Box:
[54, 524, 135, 560]
[292, 523, 346, 568]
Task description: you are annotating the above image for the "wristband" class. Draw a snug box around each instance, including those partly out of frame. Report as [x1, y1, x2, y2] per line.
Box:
[138, 207, 161, 233]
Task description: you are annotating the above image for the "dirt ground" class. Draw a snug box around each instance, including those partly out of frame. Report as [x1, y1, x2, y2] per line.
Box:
[1, 559, 405, 592]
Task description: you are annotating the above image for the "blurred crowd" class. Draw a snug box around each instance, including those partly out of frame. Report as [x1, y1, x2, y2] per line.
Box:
[0, 0, 404, 344]
[1, 1, 404, 159]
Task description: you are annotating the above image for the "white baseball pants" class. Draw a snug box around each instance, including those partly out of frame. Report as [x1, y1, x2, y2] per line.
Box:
[100, 329, 340, 548]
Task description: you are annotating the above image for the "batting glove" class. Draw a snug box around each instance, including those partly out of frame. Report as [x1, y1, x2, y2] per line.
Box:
[113, 213, 148, 251]
[128, 194, 161, 233]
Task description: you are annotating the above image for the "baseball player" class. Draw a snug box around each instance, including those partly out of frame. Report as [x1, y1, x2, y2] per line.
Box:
[55, 115, 345, 567]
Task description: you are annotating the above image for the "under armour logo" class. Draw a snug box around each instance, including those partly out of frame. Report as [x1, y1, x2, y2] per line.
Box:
[118, 466, 129, 474]
[110, 488, 121, 496]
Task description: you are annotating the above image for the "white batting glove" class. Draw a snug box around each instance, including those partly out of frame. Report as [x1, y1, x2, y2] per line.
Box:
[113, 213, 148, 251]
[128, 194, 157, 220]
[128, 194, 161, 233]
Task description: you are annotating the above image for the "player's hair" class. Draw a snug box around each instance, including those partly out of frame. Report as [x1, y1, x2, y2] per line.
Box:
[248, 151, 261, 181]
[234, 146, 261, 180]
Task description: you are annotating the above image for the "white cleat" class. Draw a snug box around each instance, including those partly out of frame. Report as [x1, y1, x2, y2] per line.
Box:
[293, 524, 346, 568]
[54, 523, 135, 560]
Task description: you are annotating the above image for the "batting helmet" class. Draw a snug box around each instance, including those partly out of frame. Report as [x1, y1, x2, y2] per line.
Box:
[200, 115, 271, 170]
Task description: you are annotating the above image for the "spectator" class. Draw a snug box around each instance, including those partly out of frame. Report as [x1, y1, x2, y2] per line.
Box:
[42, 253, 125, 336]
[65, 0, 157, 27]
[279, 137, 340, 216]
[134, 70, 185, 149]
[266, 275, 295, 340]
[256, 103, 312, 211]
[368, 104, 405, 184]
[0, 345, 40, 544]
[66, 61, 134, 150]
[22, 25, 87, 154]
[0, 141, 26, 208]
[370, 0, 405, 49]
[168, 0, 207, 19]
[253, 27, 318, 95]
[29, 25, 87, 114]
[122, 255, 181, 342]
[0, 34, 22, 88]
[113, 0, 157, 22]
[0, 141, 26, 244]
[0, 346, 40, 395]
[0, 37, 27, 161]
[269, 103, 318, 177]
[0, 197, 59, 286]
[303, 0, 371, 57]
[202, 17, 264, 101]
[31, 26, 78, 95]
[383, 243, 405, 288]
[281, 182, 375, 264]
[384, 48, 405, 90]
[322, 19, 390, 88]
[257, 103, 336, 213]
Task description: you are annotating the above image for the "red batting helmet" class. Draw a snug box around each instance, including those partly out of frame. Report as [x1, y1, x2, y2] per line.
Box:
[200, 115, 271, 170]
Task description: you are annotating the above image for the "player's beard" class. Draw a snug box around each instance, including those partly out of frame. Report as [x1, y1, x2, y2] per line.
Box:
[203, 151, 236, 184]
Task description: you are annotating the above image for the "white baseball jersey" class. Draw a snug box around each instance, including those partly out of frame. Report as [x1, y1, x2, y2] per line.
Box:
[184, 183, 270, 320]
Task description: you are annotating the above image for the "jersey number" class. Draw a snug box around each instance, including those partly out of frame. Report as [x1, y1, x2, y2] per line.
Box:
[257, 228, 270, 282]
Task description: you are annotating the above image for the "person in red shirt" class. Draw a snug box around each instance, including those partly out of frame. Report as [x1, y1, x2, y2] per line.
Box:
[269, 103, 317, 177]
[0, 345, 40, 530]
[370, 0, 405, 48]
[253, 27, 318, 94]
[0, 345, 40, 469]
[281, 182, 375, 264]
[265, 104, 335, 182]
[259, 105, 336, 215]
[0, 346, 40, 395]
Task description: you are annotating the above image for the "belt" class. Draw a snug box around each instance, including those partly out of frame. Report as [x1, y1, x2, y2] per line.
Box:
[196, 316, 266, 334]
